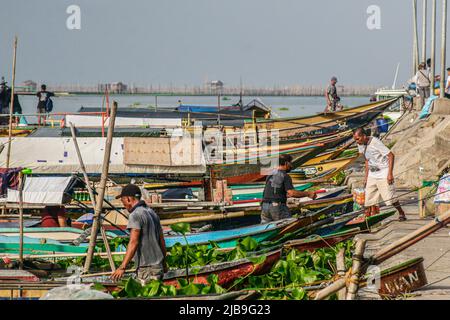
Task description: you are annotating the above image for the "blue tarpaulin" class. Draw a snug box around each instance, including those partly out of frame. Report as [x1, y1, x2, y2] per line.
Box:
[419, 95, 439, 119]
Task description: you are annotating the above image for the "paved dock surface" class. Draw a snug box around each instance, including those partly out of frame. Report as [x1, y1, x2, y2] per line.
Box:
[357, 192, 450, 300]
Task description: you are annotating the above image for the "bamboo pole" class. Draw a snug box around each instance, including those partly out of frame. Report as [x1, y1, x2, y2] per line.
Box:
[83, 101, 118, 273]
[18, 172, 24, 269]
[430, 0, 437, 95]
[422, 0, 428, 63]
[6, 36, 17, 169]
[345, 239, 366, 300]
[336, 248, 346, 300]
[413, 0, 420, 72]
[440, 0, 448, 98]
[69, 122, 116, 271]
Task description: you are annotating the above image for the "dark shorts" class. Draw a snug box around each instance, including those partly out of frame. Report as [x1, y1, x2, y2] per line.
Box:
[261, 202, 291, 224]
[136, 266, 164, 285]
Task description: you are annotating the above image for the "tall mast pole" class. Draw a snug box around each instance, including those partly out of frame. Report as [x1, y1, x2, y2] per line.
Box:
[440, 0, 448, 98]
[430, 0, 437, 95]
[422, 0, 428, 64]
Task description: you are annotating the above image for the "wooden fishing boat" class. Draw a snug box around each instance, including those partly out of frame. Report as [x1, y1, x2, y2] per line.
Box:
[337, 210, 396, 232]
[0, 235, 88, 255]
[0, 128, 35, 137]
[75, 248, 282, 291]
[164, 218, 299, 249]
[163, 249, 282, 288]
[283, 228, 361, 252]
[0, 227, 118, 243]
[322, 210, 397, 236]
[299, 194, 353, 212]
[241, 98, 399, 141]
[289, 155, 358, 182]
[211, 133, 352, 184]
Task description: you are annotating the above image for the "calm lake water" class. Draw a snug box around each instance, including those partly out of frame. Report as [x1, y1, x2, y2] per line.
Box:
[16, 95, 371, 120]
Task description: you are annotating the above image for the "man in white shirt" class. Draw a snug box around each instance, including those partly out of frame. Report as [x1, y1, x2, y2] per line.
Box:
[353, 128, 407, 221]
[445, 68, 450, 99]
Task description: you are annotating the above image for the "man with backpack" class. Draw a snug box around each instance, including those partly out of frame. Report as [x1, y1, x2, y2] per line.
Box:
[36, 84, 54, 125]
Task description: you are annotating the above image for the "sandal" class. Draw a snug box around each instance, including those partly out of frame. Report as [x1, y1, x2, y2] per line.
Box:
[398, 215, 407, 222]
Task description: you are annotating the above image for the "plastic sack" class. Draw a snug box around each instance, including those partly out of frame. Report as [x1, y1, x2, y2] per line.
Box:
[40, 284, 114, 300]
[353, 188, 366, 206]
[435, 174, 450, 204]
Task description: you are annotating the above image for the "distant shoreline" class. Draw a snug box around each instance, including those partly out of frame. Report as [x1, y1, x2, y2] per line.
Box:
[16, 92, 371, 98]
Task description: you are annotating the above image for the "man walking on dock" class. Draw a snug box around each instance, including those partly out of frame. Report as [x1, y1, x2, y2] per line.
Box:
[111, 184, 167, 284]
[352, 128, 407, 221]
[261, 154, 317, 224]
[325, 76, 341, 113]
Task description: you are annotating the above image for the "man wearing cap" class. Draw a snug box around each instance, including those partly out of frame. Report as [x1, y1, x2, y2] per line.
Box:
[111, 184, 167, 284]
[325, 76, 341, 113]
[261, 154, 317, 224]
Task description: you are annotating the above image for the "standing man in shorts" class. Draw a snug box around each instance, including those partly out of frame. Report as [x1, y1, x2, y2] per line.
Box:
[261, 154, 317, 224]
[353, 128, 407, 221]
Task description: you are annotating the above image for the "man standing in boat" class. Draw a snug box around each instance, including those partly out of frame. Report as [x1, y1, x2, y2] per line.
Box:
[111, 184, 167, 284]
[325, 76, 341, 113]
[352, 128, 407, 221]
[261, 154, 317, 224]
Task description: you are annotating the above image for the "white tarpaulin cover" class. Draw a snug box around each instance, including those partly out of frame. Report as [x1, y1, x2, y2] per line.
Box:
[0, 137, 206, 174]
[7, 176, 73, 204]
[65, 115, 182, 128]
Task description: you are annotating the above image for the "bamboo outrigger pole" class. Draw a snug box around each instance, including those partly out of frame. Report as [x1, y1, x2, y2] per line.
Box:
[440, 0, 448, 98]
[430, 0, 437, 96]
[83, 101, 118, 273]
[6, 36, 18, 169]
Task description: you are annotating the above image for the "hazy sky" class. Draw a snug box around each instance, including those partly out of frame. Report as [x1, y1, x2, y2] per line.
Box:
[1, 0, 449, 87]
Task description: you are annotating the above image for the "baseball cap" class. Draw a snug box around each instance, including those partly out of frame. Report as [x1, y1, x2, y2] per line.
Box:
[331, 76, 338, 81]
[115, 184, 142, 199]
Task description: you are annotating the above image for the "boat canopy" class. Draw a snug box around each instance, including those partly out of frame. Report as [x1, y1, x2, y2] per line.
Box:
[7, 176, 77, 205]
[0, 136, 206, 175]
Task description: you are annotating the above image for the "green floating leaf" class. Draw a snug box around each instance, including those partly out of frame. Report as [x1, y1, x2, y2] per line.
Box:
[238, 237, 259, 252]
[248, 255, 267, 266]
[170, 222, 191, 235]
[124, 277, 143, 298]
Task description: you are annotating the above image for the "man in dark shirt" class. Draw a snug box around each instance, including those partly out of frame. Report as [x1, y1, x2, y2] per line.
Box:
[111, 184, 167, 284]
[261, 154, 317, 224]
[36, 84, 54, 125]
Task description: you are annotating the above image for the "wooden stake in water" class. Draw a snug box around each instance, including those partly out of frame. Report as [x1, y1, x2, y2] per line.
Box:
[6, 36, 18, 169]
[83, 101, 118, 273]
[440, 0, 448, 98]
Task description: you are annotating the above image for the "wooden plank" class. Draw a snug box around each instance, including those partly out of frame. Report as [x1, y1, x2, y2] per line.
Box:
[124, 137, 172, 166]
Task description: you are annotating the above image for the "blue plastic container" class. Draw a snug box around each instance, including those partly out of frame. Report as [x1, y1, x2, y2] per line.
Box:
[376, 118, 389, 133]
